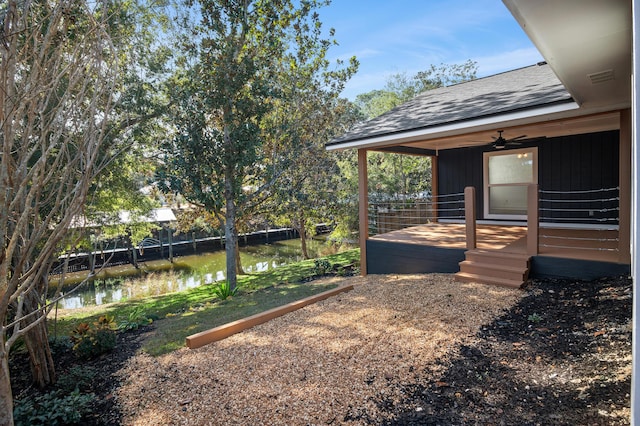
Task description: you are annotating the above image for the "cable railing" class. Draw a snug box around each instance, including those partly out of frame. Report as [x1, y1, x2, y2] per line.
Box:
[539, 186, 619, 225]
[366, 185, 622, 261]
[368, 192, 465, 236]
[538, 186, 620, 253]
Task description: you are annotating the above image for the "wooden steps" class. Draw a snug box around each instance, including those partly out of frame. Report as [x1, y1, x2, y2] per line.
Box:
[455, 249, 531, 288]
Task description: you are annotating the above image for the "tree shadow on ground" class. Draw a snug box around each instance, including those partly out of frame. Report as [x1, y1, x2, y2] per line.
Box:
[369, 275, 632, 426]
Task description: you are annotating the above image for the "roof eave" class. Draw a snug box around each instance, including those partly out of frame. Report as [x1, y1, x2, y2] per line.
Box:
[327, 100, 581, 152]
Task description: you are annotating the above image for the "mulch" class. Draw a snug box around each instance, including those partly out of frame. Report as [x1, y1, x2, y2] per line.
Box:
[10, 274, 632, 425]
[369, 275, 632, 425]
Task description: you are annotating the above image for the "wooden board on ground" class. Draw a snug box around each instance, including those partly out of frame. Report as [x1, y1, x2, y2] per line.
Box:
[185, 284, 354, 349]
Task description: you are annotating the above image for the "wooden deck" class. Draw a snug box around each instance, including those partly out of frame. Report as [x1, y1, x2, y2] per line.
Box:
[370, 223, 622, 264]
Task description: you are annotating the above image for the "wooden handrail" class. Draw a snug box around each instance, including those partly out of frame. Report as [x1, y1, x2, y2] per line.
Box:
[464, 186, 477, 250]
[527, 184, 539, 255]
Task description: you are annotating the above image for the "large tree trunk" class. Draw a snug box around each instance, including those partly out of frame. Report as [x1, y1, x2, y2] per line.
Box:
[298, 211, 310, 260]
[0, 345, 13, 426]
[224, 167, 238, 291]
[23, 291, 55, 388]
[235, 248, 245, 275]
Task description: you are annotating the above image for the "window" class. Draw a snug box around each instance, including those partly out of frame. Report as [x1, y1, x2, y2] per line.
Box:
[483, 148, 538, 220]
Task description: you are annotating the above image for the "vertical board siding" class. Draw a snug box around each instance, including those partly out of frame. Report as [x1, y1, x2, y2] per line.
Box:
[538, 131, 619, 225]
[436, 130, 620, 224]
[437, 146, 484, 219]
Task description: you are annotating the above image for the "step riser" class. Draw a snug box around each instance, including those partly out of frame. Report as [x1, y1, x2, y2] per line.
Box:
[459, 263, 528, 281]
[457, 249, 531, 288]
[463, 254, 529, 269]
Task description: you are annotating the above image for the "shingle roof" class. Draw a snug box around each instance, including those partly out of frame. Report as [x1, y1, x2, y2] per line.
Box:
[328, 62, 573, 147]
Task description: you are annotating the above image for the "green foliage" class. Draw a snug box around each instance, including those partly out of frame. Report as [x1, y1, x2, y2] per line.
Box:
[160, 0, 357, 289]
[212, 281, 239, 300]
[313, 258, 332, 276]
[118, 307, 153, 331]
[48, 336, 73, 353]
[368, 152, 432, 202]
[70, 315, 117, 359]
[53, 249, 360, 355]
[56, 366, 97, 394]
[528, 313, 543, 323]
[13, 389, 95, 426]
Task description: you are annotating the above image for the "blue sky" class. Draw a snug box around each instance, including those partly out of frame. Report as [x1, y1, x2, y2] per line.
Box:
[318, 0, 544, 100]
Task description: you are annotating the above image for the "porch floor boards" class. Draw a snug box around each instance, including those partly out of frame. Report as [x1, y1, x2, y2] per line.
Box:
[370, 223, 621, 264]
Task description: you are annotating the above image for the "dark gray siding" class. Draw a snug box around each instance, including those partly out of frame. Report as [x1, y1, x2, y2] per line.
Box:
[366, 240, 465, 274]
[367, 240, 630, 279]
[436, 130, 620, 224]
[538, 131, 619, 224]
[530, 256, 630, 280]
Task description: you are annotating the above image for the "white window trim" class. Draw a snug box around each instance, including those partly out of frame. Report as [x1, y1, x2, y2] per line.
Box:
[483, 147, 538, 220]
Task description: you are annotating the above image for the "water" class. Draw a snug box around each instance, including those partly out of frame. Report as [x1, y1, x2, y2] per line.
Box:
[58, 237, 348, 309]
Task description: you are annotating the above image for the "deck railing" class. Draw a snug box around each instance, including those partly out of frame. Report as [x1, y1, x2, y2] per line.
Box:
[462, 184, 620, 257]
[537, 186, 620, 255]
[538, 186, 619, 226]
[369, 185, 622, 260]
[367, 192, 465, 236]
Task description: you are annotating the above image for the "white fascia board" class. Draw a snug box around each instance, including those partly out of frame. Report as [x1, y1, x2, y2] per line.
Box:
[327, 101, 580, 151]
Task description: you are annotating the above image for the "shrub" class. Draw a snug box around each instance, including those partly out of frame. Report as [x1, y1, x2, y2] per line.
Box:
[56, 366, 97, 393]
[313, 258, 332, 276]
[212, 281, 238, 300]
[70, 315, 117, 359]
[118, 307, 153, 331]
[48, 336, 72, 353]
[13, 389, 95, 426]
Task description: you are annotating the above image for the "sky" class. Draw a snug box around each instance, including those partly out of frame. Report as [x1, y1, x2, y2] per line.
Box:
[317, 0, 544, 100]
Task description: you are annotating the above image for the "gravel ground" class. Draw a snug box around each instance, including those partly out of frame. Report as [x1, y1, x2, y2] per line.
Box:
[115, 274, 522, 425]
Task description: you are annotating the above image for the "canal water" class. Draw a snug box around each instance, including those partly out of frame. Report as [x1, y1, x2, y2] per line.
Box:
[59, 237, 348, 309]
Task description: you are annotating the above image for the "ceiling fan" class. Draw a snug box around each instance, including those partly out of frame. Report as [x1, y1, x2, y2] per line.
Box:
[488, 130, 527, 150]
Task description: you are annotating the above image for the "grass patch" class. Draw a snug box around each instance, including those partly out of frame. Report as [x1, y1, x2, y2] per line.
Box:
[50, 249, 359, 355]
[145, 281, 339, 355]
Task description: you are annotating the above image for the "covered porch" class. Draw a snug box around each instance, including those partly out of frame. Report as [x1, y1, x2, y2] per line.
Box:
[371, 222, 621, 263]
[364, 182, 630, 286]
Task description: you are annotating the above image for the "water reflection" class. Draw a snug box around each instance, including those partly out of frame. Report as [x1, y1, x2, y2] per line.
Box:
[58, 237, 348, 309]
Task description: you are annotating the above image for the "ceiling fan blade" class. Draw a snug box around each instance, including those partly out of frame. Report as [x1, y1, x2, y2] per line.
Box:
[508, 135, 528, 142]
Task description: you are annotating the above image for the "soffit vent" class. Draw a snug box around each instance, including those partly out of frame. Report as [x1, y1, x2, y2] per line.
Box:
[587, 69, 615, 84]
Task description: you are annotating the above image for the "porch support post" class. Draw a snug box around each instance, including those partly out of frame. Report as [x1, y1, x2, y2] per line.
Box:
[431, 154, 438, 221]
[619, 108, 632, 264]
[527, 184, 539, 255]
[464, 186, 476, 250]
[358, 148, 368, 276]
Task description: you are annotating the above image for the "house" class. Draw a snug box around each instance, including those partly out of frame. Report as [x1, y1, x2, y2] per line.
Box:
[327, 0, 632, 289]
[329, 0, 640, 418]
